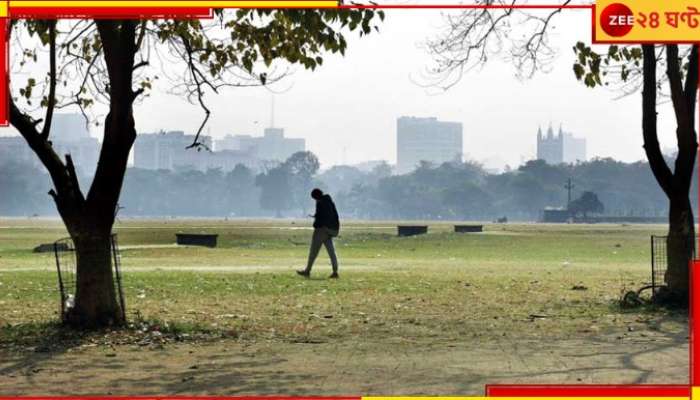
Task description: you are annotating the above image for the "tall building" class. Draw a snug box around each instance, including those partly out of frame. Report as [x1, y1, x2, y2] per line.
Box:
[396, 116, 463, 174]
[215, 127, 305, 163]
[536, 125, 562, 164]
[134, 131, 213, 171]
[536, 124, 586, 165]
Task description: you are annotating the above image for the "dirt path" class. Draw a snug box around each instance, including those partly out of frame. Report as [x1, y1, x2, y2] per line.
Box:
[0, 329, 688, 395]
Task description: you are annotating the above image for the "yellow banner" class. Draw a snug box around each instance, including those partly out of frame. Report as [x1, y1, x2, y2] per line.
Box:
[594, 0, 700, 43]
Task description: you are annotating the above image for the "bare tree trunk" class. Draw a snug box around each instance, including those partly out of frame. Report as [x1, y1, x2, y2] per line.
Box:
[642, 44, 698, 306]
[666, 196, 695, 301]
[10, 20, 139, 327]
[67, 230, 122, 326]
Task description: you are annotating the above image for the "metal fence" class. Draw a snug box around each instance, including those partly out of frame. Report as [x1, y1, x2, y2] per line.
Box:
[650, 235, 696, 298]
[54, 234, 126, 323]
[54, 237, 76, 320]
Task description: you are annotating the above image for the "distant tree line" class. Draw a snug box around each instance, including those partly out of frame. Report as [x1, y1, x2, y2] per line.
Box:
[332, 158, 696, 221]
[1, 152, 695, 221]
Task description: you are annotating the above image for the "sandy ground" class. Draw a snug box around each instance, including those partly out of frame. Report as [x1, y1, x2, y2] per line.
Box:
[0, 328, 688, 395]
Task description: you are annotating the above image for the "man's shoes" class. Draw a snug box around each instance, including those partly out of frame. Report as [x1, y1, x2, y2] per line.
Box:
[329, 272, 339, 279]
[296, 269, 310, 278]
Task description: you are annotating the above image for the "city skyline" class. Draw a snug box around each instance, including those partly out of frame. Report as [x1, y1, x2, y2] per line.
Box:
[3, 111, 672, 173]
[133, 127, 306, 172]
[0, 10, 681, 171]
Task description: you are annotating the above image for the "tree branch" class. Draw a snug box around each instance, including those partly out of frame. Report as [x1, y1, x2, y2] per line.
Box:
[41, 21, 57, 140]
[10, 98, 64, 177]
[179, 33, 212, 150]
[133, 60, 149, 71]
[683, 45, 698, 129]
[667, 44, 698, 193]
[642, 44, 673, 197]
[64, 154, 85, 203]
[135, 20, 147, 50]
[666, 45, 690, 132]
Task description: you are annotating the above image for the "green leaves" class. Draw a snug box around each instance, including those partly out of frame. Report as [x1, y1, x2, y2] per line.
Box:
[572, 41, 646, 89]
[160, 9, 383, 82]
[572, 43, 601, 88]
[18, 78, 36, 103]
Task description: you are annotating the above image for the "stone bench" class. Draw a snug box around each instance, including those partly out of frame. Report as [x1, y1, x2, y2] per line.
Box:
[397, 225, 428, 237]
[454, 225, 483, 233]
[176, 233, 218, 248]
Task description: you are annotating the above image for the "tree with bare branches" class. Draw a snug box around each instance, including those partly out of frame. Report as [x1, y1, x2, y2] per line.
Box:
[11, 10, 384, 328]
[574, 43, 698, 304]
[426, 1, 698, 305]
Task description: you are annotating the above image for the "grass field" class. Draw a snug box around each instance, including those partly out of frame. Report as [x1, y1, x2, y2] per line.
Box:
[0, 219, 689, 394]
[0, 219, 681, 339]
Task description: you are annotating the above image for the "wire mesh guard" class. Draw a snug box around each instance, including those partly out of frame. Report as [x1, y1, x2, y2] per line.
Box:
[54, 234, 126, 323]
[650, 235, 697, 299]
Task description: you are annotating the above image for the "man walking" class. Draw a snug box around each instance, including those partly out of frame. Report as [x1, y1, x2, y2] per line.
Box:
[297, 188, 340, 279]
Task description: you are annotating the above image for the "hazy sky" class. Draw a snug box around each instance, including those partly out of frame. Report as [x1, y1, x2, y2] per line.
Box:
[2, 8, 680, 170]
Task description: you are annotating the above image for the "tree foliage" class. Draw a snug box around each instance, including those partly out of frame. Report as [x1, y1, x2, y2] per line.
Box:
[568, 191, 604, 218]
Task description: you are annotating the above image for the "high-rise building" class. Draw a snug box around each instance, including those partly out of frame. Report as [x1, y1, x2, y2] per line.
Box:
[215, 127, 305, 163]
[134, 131, 213, 171]
[396, 116, 463, 174]
[536, 124, 586, 165]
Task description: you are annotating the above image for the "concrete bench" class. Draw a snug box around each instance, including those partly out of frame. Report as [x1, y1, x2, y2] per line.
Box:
[176, 233, 218, 248]
[397, 225, 428, 237]
[454, 225, 483, 233]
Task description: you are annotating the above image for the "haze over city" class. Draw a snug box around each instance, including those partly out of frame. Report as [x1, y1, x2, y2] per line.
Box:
[0, 9, 680, 170]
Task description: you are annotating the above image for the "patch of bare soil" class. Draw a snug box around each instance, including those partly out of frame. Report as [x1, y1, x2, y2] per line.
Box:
[0, 327, 688, 395]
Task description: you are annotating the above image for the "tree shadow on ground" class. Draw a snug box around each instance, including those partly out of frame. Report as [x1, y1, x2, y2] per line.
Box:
[0, 321, 93, 382]
[0, 312, 689, 395]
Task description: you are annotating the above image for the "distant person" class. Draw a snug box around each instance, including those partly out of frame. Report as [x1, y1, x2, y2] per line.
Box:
[297, 188, 340, 279]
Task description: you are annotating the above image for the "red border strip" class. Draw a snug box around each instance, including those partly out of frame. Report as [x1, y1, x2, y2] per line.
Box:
[486, 385, 691, 397]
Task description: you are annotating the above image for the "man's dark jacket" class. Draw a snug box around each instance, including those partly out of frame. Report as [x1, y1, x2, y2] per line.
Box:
[314, 194, 340, 231]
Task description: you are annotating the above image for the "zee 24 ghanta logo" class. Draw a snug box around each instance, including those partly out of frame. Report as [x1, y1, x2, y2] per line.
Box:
[600, 2, 700, 38]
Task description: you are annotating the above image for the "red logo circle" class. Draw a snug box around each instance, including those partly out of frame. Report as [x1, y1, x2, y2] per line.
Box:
[600, 3, 634, 37]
